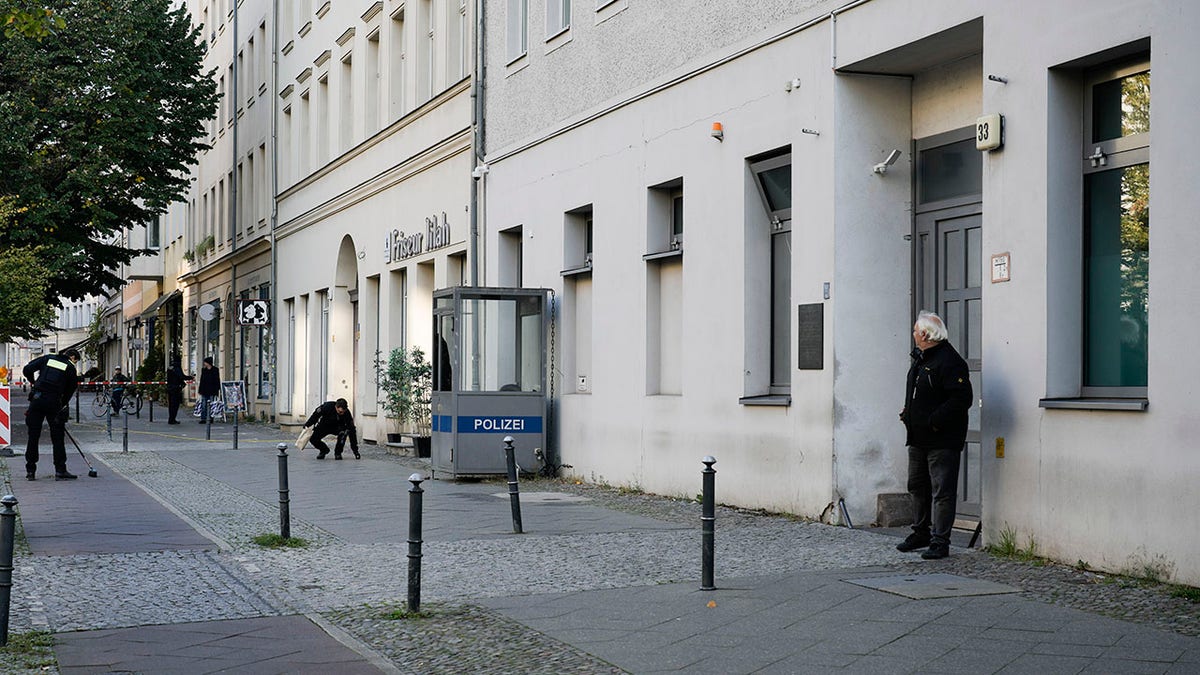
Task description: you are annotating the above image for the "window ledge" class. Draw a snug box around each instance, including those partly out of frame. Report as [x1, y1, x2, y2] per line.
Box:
[643, 248, 682, 262]
[560, 264, 592, 277]
[739, 394, 791, 407]
[1039, 397, 1148, 411]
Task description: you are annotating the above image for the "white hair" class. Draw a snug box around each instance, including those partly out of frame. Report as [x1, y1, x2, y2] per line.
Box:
[915, 311, 948, 342]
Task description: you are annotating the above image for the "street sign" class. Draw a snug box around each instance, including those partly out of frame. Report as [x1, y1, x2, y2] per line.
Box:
[238, 298, 270, 326]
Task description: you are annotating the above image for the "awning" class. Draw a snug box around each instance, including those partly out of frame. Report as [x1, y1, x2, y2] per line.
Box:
[60, 336, 95, 353]
[140, 289, 182, 318]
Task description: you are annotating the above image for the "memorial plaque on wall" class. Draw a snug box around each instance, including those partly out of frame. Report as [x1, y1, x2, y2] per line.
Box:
[797, 303, 824, 370]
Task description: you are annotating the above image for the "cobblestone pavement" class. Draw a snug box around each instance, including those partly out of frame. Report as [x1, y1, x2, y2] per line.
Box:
[4, 443, 1198, 674]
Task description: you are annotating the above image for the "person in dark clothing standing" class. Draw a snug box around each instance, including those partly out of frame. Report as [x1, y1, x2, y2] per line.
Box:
[23, 348, 82, 480]
[197, 356, 220, 423]
[303, 398, 360, 460]
[897, 311, 973, 560]
[166, 354, 193, 424]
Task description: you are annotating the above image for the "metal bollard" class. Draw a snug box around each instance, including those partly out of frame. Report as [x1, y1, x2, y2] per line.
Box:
[75, 391, 80, 423]
[701, 456, 717, 591]
[276, 443, 290, 540]
[148, 397, 153, 423]
[0, 495, 18, 646]
[122, 409, 129, 453]
[233, 407, 239, 449]
[503, 436, 523, 534]
[106, 405, 112, 441]
[205, 400, 212, 441]
[407, 473, 424, 612]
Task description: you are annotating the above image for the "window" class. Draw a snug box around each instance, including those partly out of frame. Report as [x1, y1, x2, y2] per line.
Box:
[646, 179, 684, 395]
[316, 73, 329, 166]
[420, 0, 435, 100]
[562, 205, 593, 394]
[340, 54, 354, 151]
[389, 8, 406, 117]
[546, 0, 570, 37]
[747, 151, 792, 399]
[365, 30, 380, 133]
[148, 216, 161, 249]
[1083, 60, 1149, 393]
[506, 0, 527, 62]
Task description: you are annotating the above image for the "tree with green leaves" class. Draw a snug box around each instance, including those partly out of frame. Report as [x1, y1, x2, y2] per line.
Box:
[1, 2, 64, 38]
[0, 0, 218, 315]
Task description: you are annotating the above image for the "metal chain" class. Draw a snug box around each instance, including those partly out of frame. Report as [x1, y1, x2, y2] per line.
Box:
[545, 288, 558, 476]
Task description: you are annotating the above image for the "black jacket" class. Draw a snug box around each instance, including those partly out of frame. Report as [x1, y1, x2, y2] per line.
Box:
[24, 353, 78, 407]
[902, 341, 973, 450]
[167, 363, 192, 391]
[305, 401, 358, 449]
[198, 365, 220, 396]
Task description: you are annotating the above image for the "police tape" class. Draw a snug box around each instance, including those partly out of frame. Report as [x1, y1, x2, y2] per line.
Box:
[84, 381, 169, 386]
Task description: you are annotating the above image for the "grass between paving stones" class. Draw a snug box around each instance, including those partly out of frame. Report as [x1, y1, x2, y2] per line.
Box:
[251, 533, 309, 548]
[0, 630, 56, 672]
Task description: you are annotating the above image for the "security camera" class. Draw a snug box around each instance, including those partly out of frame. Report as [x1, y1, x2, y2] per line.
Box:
[471, 164, 490, 181]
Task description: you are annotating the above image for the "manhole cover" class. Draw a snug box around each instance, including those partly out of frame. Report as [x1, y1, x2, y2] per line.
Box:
[843, 573, 1018, 599]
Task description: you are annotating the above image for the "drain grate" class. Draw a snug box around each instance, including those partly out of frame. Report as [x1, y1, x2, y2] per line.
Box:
[843, 573, 1018, 599]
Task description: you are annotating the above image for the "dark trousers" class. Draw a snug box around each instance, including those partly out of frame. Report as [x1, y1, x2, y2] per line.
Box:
[111, 388, 124, 412]
[199, 394, 213, 422]
[167, 387, 183, 422]
[907, 446, 962, 546]
[310, 429, 347, 457]
[25, 393, 68, 474]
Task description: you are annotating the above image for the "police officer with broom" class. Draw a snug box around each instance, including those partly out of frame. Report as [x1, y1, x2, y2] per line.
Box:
[23, 348, 82, 481]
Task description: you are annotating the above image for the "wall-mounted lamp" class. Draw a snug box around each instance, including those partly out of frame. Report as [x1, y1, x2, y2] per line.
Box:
[784, 78, 801, 92]
[872, 149, 902, 174]
[711, 122, 724, 142]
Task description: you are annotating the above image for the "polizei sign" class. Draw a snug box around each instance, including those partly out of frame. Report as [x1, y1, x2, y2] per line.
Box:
[384, 211, 452, 263]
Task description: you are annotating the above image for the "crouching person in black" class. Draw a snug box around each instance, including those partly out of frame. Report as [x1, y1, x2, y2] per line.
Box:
[303, 398, 360, 460]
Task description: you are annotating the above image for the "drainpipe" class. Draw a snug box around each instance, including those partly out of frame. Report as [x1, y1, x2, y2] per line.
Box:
[829, 0, 875, 70]
[230, 0, 239, 377]
[468, 0, 486, 287]
[270, 0, 280, 420]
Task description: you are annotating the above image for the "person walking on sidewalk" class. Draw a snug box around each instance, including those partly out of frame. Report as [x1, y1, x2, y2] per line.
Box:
[303, 398, 360, 460]
[197, 357, 220, 424]
[22, 348, 82, 480]
[166, 354, 193, 424]
[897, 311, 973, 560]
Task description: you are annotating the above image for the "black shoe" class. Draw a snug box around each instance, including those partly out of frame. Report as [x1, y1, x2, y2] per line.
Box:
[896, 534, 931, 552]
[198, 420, 206, 424]
[26, 472, 35, 481]
[316, 452, 327, 459]
[55, 471, 78, 481]
[921, 543, 950, 560]
[168, 420, 180, 425]
[334, 454, 343, 460]
[353, 450, 361, 460]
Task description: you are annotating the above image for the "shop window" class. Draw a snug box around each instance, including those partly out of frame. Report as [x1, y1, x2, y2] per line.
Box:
[561, 204, 593, 394]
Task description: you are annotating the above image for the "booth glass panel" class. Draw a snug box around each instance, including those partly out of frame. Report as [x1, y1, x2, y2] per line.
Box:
[458, 296, 544, 393]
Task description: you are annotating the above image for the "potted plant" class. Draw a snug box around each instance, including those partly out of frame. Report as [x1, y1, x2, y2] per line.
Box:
[373, 347, 432, 457]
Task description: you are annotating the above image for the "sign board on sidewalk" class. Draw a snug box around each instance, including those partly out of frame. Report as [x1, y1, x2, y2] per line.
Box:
[221, 381, 246, 412]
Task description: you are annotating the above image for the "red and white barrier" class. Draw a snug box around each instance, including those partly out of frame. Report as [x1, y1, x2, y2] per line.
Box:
[0, 387, 10, 450]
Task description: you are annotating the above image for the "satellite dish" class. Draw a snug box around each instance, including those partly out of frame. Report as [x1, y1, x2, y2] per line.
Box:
[198, 303, 216, 321]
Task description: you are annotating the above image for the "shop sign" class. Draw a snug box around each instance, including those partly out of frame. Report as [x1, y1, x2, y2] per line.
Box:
[384, 211, 452, 263]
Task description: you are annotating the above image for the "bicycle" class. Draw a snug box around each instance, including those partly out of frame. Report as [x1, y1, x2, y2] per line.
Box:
[90, 384, 143, 416]
[91, 385, 112, 417]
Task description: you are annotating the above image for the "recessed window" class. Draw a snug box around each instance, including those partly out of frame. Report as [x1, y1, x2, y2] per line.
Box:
[1082, 61, 1149, 392]
[507, 0, 527, 62]
[748, 151, 792, 398]
[546, 0, 570, 37]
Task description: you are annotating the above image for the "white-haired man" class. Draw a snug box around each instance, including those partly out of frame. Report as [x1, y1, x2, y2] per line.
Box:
[897, 311, 973, 559]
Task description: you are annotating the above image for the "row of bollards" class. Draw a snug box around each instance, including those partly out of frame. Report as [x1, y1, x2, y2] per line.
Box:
[0, 495, 17, 646]
[266, 437, 719, 614]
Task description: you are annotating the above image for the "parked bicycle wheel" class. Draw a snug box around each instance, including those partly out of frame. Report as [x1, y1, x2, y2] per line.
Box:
[122, 391, 140, 415]
[92, 391, 111, 417]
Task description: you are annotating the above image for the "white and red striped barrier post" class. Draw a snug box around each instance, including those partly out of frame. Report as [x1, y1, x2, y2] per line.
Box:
[0, 387, 11, 457]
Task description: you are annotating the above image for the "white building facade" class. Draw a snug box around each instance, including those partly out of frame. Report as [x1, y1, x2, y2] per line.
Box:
[481, 0, 1200, 584]
[273, 0, 475, 440]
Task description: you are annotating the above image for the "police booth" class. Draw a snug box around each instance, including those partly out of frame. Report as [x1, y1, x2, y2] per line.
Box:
[431, 287, 551, 479]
